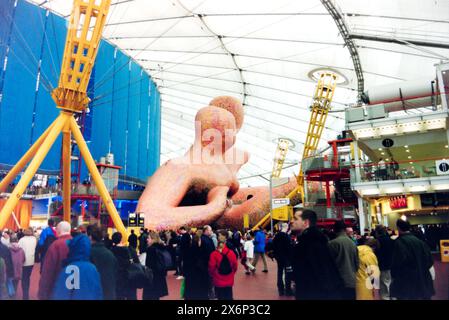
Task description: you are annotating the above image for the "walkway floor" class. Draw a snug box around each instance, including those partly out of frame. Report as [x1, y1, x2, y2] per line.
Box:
[12, 253, 449, 300]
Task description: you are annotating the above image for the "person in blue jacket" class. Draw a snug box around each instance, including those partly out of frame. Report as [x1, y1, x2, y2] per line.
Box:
[52, 234, 103, 300]
[252, 227, 268, 272]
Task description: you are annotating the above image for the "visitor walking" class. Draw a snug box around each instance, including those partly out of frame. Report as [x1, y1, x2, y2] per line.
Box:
[328, 220, 359, 300]
[18, 227, 37, 300]
[272, 223, 293, 296]
[208, 230, 238, 300]
[290, 209, 343, 300]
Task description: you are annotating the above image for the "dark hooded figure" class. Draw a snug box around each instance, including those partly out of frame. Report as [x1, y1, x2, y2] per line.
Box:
[52, 234, 103, 300]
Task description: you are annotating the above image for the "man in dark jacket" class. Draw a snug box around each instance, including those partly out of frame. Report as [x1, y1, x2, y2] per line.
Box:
[201, 225, 216, 258]
[390, 219, 435, 300]
[328, 220, 359, 300]
[290, 209, 343, 300]
[138, 228, 148, 254]
[374, 225, 394, 300]
[178, 226, 191, 279]
[128, 229, 138, 250]
[87, 224, 118, 300]
[272, 223, 293, 296]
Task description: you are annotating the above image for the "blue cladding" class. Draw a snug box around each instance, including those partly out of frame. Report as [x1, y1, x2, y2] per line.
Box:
[126, 63, 141, 179]
[0, 0, 16, 96]
[110, 51, 129, 174]
[0, 0, 43, 172]
[90, 41, 115, 163]
[0, 0, 161, 183]
[138, 75, 150, 180]
[33, 9, 66, 171]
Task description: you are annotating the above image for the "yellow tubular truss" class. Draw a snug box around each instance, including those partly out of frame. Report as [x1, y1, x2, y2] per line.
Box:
[252, 73, 337, 231]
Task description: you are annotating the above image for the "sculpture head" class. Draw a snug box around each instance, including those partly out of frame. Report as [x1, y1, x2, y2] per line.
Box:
[209, 96, 244, 131]
[195, 106, 236, 153]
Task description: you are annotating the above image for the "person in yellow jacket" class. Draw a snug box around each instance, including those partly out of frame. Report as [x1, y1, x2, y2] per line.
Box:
[356, 238, 380, 300]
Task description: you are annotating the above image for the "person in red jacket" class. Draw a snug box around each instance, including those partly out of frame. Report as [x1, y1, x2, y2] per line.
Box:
[38, 221, 72, 300]
[208, 230, 238, 300]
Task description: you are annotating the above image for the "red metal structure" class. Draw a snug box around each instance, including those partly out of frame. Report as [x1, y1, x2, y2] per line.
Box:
[304, 138, 356, 219]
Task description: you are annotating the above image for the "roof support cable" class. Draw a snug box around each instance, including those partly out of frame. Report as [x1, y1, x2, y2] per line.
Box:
[320, 0, 364, 103]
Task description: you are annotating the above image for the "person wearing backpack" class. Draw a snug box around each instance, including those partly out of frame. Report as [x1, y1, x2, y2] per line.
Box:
[208, 230, 238, 300]
[37, 219, 57, 266]
[110, 232, 139, 300]
[143, 232, 169, 300]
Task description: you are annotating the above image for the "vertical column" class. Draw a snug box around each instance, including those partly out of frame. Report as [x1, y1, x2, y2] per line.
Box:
[358, 196, 365, 233]
[352, 140, 361, 182]
[62, 121, 71, 222]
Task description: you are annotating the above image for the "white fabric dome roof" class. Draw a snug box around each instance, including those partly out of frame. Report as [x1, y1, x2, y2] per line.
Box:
[30, 0, 449, 186]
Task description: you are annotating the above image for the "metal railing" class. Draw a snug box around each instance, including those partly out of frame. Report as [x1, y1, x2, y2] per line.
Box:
[357, 158, 446, 183]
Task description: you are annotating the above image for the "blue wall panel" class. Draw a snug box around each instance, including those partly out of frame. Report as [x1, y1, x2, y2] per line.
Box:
[33, 10, 66, 172]
[126, 63, 141, 179]
[110, 51, 129, 172]
[0, 0, 161, 185]
[0, 0, 43, 172]
[90, 41, 115, 164]
[0, 0, 16, 97]
[138, 75, 150, 180]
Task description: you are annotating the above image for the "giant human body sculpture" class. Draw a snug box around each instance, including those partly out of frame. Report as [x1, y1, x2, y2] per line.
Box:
[136, 97, 299, 230]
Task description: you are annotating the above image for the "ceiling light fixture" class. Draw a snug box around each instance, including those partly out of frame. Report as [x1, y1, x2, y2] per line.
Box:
[308, 68, 349, 85]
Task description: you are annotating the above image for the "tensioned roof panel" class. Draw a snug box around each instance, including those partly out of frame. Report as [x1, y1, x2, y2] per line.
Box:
[29, 0, 449, 186]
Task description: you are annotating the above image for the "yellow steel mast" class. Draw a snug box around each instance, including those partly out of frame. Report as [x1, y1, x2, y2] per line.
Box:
[0, 0, 128, 241]
[252, 72, 337, 230]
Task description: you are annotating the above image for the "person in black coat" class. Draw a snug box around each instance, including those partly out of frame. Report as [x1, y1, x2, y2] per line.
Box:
[290, 209, 343, 300]
[273, 223, 293, 296]
[110, 232, 139, 300]
[167, 231, 179, 274]
[138, 228, 148, 254]
[87, 224, 118, 300]
[374, 225, 395, 300]
[390, 219, 435, 300]
[178, 226, 191, 277]
[143, 232, 169, 300]
[184, 230, 211, 300]
[128, 229, 138, 250]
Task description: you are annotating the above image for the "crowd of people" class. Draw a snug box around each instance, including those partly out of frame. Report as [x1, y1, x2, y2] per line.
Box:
[0, 209, 440, 300]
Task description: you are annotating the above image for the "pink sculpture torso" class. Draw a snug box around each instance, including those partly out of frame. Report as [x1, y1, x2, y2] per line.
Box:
[136, 96, 298, 230]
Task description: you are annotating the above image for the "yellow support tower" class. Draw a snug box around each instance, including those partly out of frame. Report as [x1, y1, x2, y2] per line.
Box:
[252, 72, 337, 230]
[271, 138, 291, 179]
[0, 0, 129, 242]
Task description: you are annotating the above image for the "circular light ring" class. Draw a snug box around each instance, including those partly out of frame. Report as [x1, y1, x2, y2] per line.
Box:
[308, 67, 349, 86]
[271, 137, 296, 149]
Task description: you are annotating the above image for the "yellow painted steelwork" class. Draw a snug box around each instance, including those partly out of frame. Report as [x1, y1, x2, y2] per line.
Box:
[0, 0, 128, 242]
[62, 122, 71, 223]
[271, 138, 291, 179]
[0, 118, 57, 193]
[252, 72, 337, 231]
[52, 0, 111, 113]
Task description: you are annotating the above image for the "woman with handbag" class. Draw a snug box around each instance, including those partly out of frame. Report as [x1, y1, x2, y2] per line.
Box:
[143, 232, 169, 300]
[110, 232, 139, 300]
